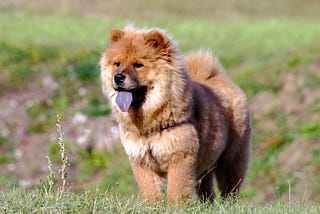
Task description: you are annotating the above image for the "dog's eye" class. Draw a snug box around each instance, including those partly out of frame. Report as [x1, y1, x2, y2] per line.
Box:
[114, 62, 120, 67]
[133, 62, 144, 69]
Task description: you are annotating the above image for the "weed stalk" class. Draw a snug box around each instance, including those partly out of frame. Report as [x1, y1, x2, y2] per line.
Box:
[288, 179, 292, 203]
[44, 155, 55, 194]
[56, 114, 69, 192]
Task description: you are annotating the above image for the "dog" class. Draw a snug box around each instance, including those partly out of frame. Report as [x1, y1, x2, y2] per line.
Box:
[99, 26, 251, 203]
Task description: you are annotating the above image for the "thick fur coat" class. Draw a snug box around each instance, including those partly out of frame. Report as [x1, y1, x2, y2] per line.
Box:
[100, 27, 251, 202]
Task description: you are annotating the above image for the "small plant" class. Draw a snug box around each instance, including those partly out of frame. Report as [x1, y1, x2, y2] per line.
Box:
[43, 115, 70, 195]
[56, 114, 69, 191]
[44, 156, 55, 194]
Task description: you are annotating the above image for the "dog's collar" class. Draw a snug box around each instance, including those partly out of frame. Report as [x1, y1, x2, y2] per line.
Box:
[146, 120, 189, 136]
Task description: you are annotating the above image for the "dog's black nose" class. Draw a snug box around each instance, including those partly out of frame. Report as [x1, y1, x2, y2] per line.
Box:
[114, 73, 126, 84]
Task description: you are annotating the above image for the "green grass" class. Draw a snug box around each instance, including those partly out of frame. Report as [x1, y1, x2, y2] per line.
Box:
[1, 13, 319, 96]
[1, 3, 320, 211]
[1, 188, 319, 213]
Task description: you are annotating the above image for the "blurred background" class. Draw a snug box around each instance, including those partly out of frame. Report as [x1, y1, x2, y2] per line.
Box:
[0, 0, 319, 203]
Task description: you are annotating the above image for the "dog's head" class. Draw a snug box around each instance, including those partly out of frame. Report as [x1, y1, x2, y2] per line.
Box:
[100, 27, 179, 112]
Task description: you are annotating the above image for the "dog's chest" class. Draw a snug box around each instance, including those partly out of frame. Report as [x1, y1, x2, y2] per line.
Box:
[121, 134, 171, 170]
[120, 124, 199, 171]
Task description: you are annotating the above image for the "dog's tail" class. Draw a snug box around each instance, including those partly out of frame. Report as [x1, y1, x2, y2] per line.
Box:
[184, 50, 226, 84]
[185, 50, 250, 139]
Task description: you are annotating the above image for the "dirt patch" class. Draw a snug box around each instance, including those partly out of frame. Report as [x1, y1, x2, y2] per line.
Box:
[249, 61, 320, 201]
[251, 67, 320, 128]
[0, 72, 120, 187]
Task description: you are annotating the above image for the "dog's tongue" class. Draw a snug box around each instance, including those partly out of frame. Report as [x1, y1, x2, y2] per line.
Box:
[115, 91, 133, 112]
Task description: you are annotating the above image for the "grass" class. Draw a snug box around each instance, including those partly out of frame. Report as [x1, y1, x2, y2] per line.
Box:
[1, 13, 319, 96]
[1, 0, 320, 211]
[1, 188, 319, 213]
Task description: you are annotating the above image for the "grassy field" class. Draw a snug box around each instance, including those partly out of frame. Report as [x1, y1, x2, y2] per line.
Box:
[1, 0, 320, 212]
[1, 189, 319, 213]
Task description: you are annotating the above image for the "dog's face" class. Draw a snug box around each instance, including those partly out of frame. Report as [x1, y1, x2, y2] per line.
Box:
[100, 28, 178, 111]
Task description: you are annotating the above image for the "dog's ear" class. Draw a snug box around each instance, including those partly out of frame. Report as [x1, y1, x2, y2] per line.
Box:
[110, 29, 124, 43]
[144, 29, 169, 50]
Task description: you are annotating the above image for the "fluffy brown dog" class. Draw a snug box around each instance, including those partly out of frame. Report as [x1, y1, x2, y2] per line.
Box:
[100, 26, 251, 203]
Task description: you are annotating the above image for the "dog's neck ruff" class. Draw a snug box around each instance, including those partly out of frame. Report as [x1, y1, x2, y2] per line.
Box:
[146, 120, 189, 136]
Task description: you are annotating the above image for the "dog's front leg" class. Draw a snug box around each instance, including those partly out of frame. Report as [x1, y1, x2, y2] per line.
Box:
[131, 162, 164, 202]
[166, 154, 196, 203]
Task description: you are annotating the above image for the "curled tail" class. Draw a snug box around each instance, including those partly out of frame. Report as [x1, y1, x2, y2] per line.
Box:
[185, 50, 251, 139]
[184, 50, 226, 84]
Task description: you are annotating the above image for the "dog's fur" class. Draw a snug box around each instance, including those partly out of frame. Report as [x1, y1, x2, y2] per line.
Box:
[100, 26, 251, 203]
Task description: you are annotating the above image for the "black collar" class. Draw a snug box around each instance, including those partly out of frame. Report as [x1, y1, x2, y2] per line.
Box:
[146, 120, 189, 136]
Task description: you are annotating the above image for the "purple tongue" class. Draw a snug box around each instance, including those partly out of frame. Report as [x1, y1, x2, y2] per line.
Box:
[115, 91, 133, 112]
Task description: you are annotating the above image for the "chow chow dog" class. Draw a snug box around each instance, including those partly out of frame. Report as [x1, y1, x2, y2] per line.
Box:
[100, 26, 251, 203]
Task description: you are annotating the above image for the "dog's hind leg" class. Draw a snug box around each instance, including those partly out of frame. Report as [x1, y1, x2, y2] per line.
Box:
[197, 168, 216, 202]
[214, 131, 250, 198]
